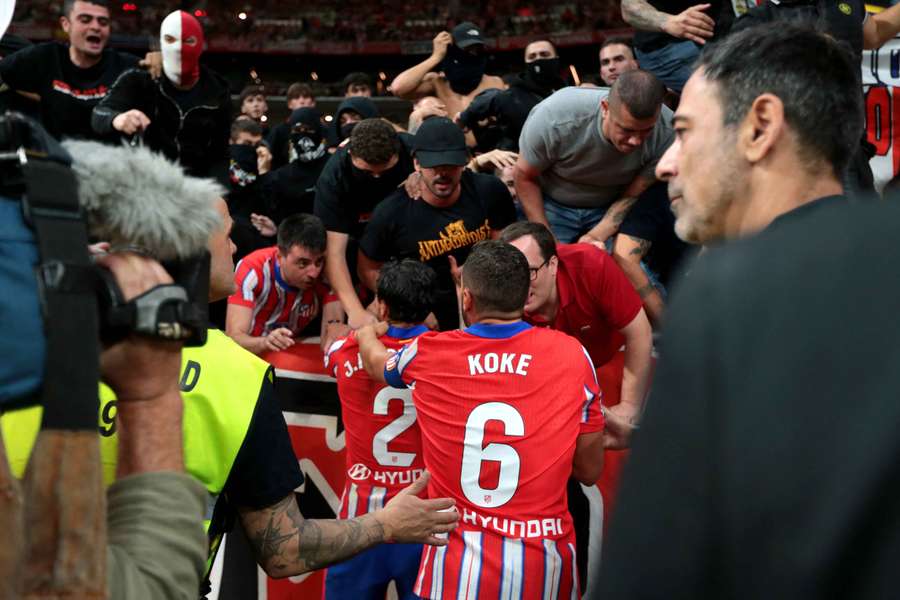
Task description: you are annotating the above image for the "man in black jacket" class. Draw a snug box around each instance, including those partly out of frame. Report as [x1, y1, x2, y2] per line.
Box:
[599, 26, 900, 600]
[458, 39, 565, 152]
[91, 9, 230, 182]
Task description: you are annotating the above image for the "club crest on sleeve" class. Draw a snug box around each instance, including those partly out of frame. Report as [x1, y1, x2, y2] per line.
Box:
[386, 353, 399, 372]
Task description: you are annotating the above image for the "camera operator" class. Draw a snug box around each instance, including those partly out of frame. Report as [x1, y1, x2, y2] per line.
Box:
[0, 114, 207, 598]
[97, 252, 208, 600]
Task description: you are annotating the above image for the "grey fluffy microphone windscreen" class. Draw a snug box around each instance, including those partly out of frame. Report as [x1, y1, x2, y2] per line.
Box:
[62, 140, 224, 261]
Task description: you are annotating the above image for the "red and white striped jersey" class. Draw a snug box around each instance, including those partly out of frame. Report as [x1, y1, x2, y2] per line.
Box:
[228, 246, 334, 337]
[384, 321, 604, 600]
[325, 325, 429, 519]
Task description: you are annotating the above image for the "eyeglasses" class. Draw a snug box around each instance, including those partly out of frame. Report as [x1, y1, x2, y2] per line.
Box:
[529, 258, 550, 281]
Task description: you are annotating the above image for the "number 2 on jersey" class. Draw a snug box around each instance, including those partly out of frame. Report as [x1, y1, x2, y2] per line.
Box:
[372, 386, 417, 467]
[460, 402, 525, 508]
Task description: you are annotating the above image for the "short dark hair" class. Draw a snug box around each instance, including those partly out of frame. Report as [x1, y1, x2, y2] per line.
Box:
[63, 0, 109, 16]
[696, 24, 863, 176]
[239, 85, 267, 105]
[230, 118, 263, 140]
[524, 39, 556, 55]
[349, 119, 400, 165]
[277, 214, 326, 255]
[609, 69, 665, 120]
[342, 72, 372, 93]
[462, 241, 529, 315]
[287, 82, 314, 100]
[499, 221, 557, 262]
[600, 36, 634, 56]
[377, 260, 437, 323]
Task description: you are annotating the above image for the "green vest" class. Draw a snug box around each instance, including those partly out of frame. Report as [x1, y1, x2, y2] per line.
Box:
[1, 329, 270, 578]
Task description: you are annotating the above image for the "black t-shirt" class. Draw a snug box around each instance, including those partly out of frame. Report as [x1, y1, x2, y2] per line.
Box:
[359, 170, 517, 329]
[0, 42, 138, 140]
[633, 0, 730, 52]
[732, 0, 865, 63]
[267, 120, 291, 170]
[268, 155, 329, 222]
[219, 367, 304, 511]
[313, 134, 416, 237]
[617, 182, 691, 288]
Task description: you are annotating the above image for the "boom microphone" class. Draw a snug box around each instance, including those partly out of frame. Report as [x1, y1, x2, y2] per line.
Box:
[62, 140, 223, 261]
[62, 140, 225, 345]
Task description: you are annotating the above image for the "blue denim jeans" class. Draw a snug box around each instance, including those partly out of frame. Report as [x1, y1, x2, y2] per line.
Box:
[544, 196, 610, 243]
[635, 40, 701, 94]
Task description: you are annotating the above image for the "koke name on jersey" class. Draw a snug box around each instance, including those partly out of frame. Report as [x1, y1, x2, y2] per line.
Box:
[467, 352, 532, 376]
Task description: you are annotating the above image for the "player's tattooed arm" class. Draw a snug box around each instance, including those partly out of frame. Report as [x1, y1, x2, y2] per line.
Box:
[357, 322, 391, 382]
[239, 494, 386, 577]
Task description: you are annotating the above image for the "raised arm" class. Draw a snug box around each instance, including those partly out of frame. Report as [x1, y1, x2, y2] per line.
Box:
[326, 231, 376, 329]
[357, 322, 391, 383]
[390, 32, 451, 99]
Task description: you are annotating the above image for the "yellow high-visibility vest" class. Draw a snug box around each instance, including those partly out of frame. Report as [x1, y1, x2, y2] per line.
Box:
[1, 328, 270, 579]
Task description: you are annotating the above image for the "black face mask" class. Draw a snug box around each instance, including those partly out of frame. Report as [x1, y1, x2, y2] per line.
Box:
[350, 162, 375, 182]
[340, 121, 359, 140]
[443, 45, 487, 95]
[289, 133, 325, 163]
[526, 57, 562, 89]
[228, 144, 258, 187]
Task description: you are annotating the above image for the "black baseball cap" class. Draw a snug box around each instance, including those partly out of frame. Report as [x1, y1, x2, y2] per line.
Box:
[414, 117, 469, 168]
[451, 22, 485, 49]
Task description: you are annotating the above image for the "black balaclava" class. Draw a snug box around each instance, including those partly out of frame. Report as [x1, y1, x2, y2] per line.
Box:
[442, 44, 487, 95]
[333, 96, 379, 142]
[525, 57, 563, 91]
[340, 119, 360, 141]
[228, 144, 258, 187]
[288, 107, 326, 163]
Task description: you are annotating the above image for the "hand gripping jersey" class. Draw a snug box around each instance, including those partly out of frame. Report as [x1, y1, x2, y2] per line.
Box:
[384, 321, 603, 600]
[325, 324, 429, 517]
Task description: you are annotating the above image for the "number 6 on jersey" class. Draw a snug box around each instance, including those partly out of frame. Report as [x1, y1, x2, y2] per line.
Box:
[460, 402, 524, 508]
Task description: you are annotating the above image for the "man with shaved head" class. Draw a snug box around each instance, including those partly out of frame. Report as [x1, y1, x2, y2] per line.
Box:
[515, 69, 674, 245]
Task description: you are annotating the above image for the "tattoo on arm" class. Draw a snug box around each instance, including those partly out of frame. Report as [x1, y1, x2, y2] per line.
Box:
[635, 282, 657, 299]
[609, 197, 638, 228]
[621, 0, 670, 31]
[244, 494, 385, 576]
[627, 235, 652, 258]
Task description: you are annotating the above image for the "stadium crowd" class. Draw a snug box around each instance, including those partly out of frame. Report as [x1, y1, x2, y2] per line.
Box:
[3, 0, 900, 598]
[11, 0, 627, 44]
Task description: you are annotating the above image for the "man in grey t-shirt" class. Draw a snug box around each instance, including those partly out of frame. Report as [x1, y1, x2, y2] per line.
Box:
[515, 70, 673, 244]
